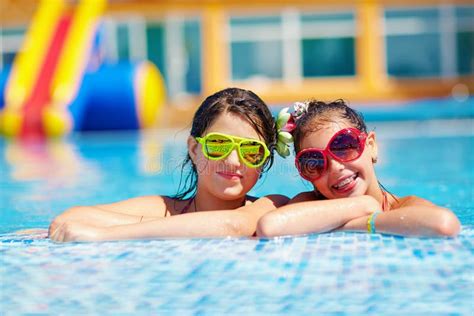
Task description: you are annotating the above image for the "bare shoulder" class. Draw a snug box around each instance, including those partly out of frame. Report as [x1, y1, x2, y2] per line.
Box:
[97, 195, 168, 217]
[107, 195, 166, 207]
[289, 191, 317, 204]
[393, 195, 436, 208]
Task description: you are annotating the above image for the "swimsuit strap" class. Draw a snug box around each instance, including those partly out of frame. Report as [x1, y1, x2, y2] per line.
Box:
[180, 198, 196, 214]
[178, 196, 247, 215]
[382, 190, 390, 212]
[165, 198, 194, 217]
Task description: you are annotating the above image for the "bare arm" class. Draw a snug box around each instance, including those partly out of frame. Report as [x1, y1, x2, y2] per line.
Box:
[49, 195, 289, 242]
[48, 196, 167, 236]
[257, 193, 379, 237]
[339, 196, 460, 237]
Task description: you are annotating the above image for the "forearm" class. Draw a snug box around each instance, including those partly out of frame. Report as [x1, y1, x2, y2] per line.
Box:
[339, 206, 461, 237]
[51, 196, 167, 228]
[257, 196, 378, 237]
[51, 206, 145, 229]
[100, 211, 257, 240]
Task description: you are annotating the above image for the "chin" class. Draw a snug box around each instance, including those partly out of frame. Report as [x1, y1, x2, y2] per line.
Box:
[214, 179, 255, 199]
[219, 189, 246, 200]
[212, 183, 249, 200]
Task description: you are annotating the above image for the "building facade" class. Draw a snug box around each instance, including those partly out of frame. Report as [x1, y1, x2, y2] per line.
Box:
[1, 0, 473, 123]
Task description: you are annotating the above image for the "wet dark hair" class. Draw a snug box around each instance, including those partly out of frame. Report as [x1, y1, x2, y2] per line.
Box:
[172, 87, 277, 200]
[293, 99, 367, 153]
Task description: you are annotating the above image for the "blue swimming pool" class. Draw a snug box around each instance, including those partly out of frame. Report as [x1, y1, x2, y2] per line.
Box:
[1, 115, 473, 314]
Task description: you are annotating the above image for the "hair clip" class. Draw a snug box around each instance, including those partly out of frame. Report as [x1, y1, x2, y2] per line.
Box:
[292, 101, 309, 121]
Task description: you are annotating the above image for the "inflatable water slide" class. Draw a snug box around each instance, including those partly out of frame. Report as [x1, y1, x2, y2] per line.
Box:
[0, 0, 165, 138]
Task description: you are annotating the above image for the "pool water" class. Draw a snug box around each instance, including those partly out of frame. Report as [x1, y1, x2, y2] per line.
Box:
[1, 119, 473, 314]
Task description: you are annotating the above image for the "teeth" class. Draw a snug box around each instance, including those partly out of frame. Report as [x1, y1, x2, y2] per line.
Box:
[334, 175, 356, 189]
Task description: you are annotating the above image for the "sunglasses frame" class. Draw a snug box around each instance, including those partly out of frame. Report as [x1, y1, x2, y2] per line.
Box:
[295, 128, 367, 181]
[195, 132, 270, 168]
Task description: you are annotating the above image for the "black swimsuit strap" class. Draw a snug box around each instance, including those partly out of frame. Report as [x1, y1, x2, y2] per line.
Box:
[179, 198, 195, 214]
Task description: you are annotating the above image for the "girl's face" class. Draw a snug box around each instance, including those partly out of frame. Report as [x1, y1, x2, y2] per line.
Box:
[299, 120, 379, 199]
[188, 112, 264, 201]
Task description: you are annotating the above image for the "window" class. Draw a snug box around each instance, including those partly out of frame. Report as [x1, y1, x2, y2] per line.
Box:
[301, 13, 356, 77]
[0, 28, 25, 70]
[107, 17, 202, 98]
[384, 8, 441, 77]
[183, 21, 202, 94]
[116, 23, 131, 61]
[146, 19, 202, 97]
[230, 16, 283, 80]
[384, 6, 474, 78]
[229, 11, 356, 82]
[146, 22, 166, 83]
[456, 6, 474, 74]
[113, 18, 148, 63]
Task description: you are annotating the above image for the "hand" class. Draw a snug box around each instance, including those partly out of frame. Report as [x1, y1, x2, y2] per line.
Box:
[48, 216, 65, 237]
[360, 195, 382, 216]
[14, 228, 48, 235]
[49, 221, 106, 242]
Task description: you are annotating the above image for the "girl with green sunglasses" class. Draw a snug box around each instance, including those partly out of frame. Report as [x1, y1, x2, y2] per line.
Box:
[49, 88, 290, 242]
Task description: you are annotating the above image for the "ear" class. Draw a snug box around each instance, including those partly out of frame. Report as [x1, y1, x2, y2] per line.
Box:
[366, 131, 378, 163]
[187, 136, 199, 163]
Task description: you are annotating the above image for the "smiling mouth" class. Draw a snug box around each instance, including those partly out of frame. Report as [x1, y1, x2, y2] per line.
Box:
[332, 173, 358, 190]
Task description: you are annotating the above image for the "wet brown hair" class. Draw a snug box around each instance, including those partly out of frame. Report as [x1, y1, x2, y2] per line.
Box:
[173, 87, 277, 200]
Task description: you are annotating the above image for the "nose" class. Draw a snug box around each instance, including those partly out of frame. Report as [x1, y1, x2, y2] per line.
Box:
[327, 156, 344, 173]
[225, 147, 242, 167]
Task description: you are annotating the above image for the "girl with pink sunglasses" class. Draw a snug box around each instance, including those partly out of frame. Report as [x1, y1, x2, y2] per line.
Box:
[49, 88, 290, 242]
[257, 100, 460, 238]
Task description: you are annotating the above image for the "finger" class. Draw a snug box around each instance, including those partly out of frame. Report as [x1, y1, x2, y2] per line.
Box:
[49, 222, 65, 242]
[48, 222, 56, 237]
[58, 229, 66, 242]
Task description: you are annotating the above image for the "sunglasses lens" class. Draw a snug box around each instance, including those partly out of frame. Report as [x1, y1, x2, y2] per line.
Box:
[298, 151, 325, 179]
[330, 131, 363, 161]
[204, 134, 233, 158]
[240, 140, 266, 166]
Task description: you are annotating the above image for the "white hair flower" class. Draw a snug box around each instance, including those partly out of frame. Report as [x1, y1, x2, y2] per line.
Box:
[292, 101, 309, 120]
